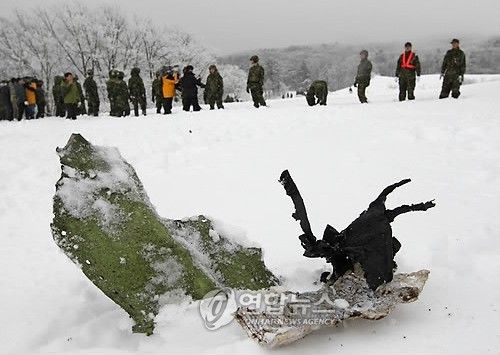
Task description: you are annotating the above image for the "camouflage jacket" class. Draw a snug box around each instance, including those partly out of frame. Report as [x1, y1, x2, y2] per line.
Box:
[152, 78, 162, 99]
[83, 77, 100, 102]
[205, 72, 224, 97]
[356, 59, 372, 85]
[75, 81, 85, 103]
[247, 64, 265, 87]
[52, 77, 64, 103]
[128, 74, 146, 98]
[441, 48, 466, 76]
[106, 78, 119, 102]
[116, 80, 130, 107]
[35, 87, 46, 105]
[309, 80, 328, 95]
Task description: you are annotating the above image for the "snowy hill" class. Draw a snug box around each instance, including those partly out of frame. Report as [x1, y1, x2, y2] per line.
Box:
[1, 75, 499, 354]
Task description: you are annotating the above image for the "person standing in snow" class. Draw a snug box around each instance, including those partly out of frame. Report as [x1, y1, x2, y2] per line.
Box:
[0, 80, 13, 121]
[354, 50, 372, 104]
[128, 67, 147, 116]
[61, 72, 80, 120]
[178, 65, 205, 112]
[247, 55, 266, 108]
[9, 78, 19, 120]
[396, 42, 421, 101]
[52, 76, 65, 117]
[83, 69, 100, 117]
[204, 64, 224, 110]
[14, 78, 27, 120]
[152, 71, 163, 114]
[106, 70, 119, 116]
[439, 39, 466, 99]
[117, 71, 130, 117]
[74, 75, 87, 115]
[24, 78, 37, 120]
[160, 66, 179, 115]
[35, 80, 46, 118]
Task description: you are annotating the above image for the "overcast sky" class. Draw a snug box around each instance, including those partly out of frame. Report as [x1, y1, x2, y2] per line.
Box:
[0, 0, 498, 54]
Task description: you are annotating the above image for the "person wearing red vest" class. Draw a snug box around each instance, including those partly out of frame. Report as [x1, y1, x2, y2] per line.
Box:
[395, 42, 421, 101]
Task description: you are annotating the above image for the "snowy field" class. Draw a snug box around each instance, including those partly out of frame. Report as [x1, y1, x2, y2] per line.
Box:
[1, 75, 499, 354]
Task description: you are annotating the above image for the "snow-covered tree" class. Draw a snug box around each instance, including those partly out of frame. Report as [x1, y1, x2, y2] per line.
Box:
[217, 64, 249, 101]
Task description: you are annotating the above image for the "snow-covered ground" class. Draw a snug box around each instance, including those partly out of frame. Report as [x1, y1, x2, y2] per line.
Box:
[1, 75, 499, 354]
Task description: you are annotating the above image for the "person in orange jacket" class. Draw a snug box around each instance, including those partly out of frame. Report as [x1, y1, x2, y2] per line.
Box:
[24, 78, 37, 120]
[160, 66, 179, 115]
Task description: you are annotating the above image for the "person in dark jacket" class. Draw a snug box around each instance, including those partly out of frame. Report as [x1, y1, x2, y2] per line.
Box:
[74, 75, 87, 115]
[61, 72, 80, 120]
[205, 65, 224, 110]
[35, 80, 46, 118]
[306, 80, 328, 106]
[13, 78, 27, 120]
[8, 79, 18, 120]
[395, 42, 421, 101]
[0, 80, 13, 121]
[117, 71, 130, 116]
[52, 76, 65, 117]
[247, 55, 266, 108]
[83, 69, 100, 116]
[178, 65, 205, 112]
[439, 39, 466, 99]
[128, 67, 147, 116]
[354, 50, 372, 104]
[152, 71, 162, 114]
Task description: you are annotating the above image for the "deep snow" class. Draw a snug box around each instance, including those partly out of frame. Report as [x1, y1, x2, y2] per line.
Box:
[0, 75, 499, 354]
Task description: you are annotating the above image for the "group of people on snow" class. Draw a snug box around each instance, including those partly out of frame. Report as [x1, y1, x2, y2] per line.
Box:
[349, 39, 466, 104]
[0, 77, 47, 121]
[0, 39, 466, 121]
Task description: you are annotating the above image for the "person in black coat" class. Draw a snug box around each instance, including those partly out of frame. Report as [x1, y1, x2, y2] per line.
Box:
[178, 65, 205, 112]
[0, 80, 13, 121]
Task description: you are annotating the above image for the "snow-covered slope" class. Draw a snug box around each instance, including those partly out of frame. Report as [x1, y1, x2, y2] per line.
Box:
[1, 75, 499, 354]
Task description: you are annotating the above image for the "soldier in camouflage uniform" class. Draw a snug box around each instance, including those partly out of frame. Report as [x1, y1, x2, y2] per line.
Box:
[74, 75, 87, 115]
[128, 67, 147, 116]
[106, 70, 119, 116]
[439, 39, 466, 99]
[205, 64, 224, 110]
[396, 42, 421, 101]
[52, 76, 65, 117]
[35, 80, 46, 118]
[306, 80, 328, 106]
[152, 71, 162, 114]
[354, 50, 372, 103]
[117, 71, 130, 116]
[83, 69, 100, 116]
[247, 55, 266, 108]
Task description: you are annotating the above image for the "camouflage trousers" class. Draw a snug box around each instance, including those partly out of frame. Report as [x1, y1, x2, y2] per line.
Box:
[399, 71, 417, 101]
[440, 74, 462, 99]
[87, 99, 100, 116]
[206, 94, 224, 109]
[155, 96, 163, 113]
[357, 82, 369, 103]
[249, 85, 266, 108]
[55, 102, 66, 117]
[131, 97, 146, 116]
